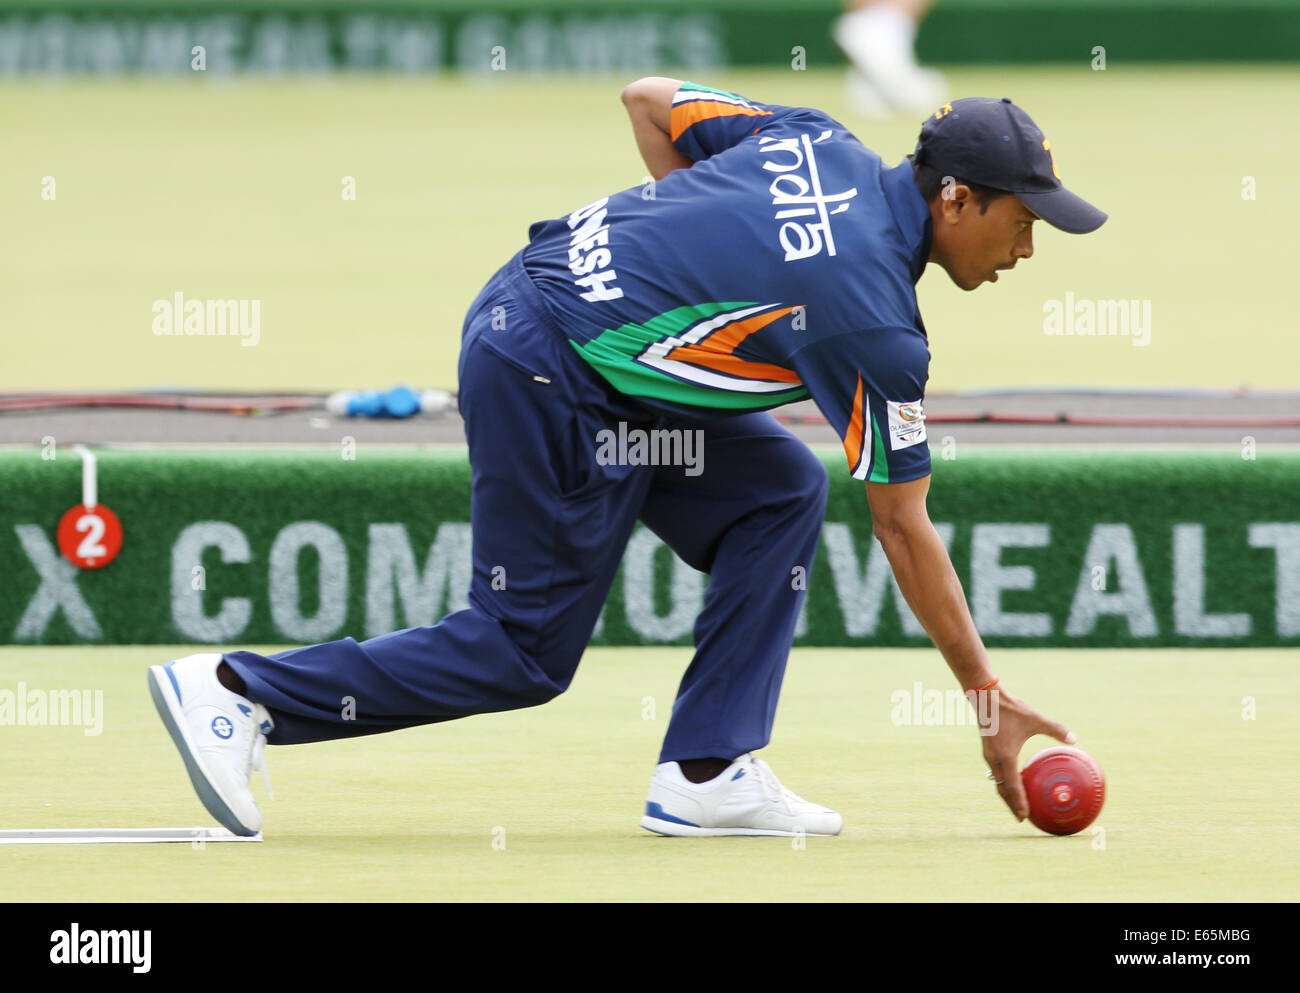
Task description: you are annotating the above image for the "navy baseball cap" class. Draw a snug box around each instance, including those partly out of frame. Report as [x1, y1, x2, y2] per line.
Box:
[914, 97, 1107, 234]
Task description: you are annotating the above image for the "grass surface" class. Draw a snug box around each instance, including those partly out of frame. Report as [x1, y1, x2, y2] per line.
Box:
[2, 65, 1298, 393]
[2, 645, 1296, 901]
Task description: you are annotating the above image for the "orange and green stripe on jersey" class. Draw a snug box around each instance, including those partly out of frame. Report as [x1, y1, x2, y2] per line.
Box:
[669, 82, 774, 142]
[843, 373, 890, 482]
[570, 301, 809, 412]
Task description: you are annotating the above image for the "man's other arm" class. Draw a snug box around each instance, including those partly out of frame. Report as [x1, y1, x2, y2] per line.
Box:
[621, 76, 693, 180]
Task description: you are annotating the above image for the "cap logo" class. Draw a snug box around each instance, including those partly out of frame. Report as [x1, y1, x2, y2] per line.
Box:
[932, 102, 953, 121]
[1042, 138, 1062, 180]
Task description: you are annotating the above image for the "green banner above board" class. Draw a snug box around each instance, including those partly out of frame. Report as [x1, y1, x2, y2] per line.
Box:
[0, 2, 1297, 73]
[1, 449, 1296, 648]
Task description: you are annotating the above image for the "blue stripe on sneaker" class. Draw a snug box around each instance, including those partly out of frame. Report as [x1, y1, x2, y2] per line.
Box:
[163, 660, 183, 704]
[644, 802, 700, 827]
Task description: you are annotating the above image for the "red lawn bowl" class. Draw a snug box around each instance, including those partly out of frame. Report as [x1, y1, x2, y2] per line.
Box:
[1021, 746, 1106, 836]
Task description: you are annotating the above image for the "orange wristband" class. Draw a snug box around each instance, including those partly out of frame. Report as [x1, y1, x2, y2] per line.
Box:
[968, 677, 999, 694]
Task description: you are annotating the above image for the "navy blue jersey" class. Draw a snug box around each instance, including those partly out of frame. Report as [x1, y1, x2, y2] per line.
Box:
[523, 81, 934, 482]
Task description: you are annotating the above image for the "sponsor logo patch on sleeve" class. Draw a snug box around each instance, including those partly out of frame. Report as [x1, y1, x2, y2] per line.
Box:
[887, 399, 927, 451]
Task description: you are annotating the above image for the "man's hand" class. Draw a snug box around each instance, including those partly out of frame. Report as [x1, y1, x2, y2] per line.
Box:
[621, 76, 693, 180]
[977, 685, 1076, 821]
[866, 476, 1077, 820]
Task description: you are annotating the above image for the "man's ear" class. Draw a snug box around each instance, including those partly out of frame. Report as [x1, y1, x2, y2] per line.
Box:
[936, 185, 970, 226]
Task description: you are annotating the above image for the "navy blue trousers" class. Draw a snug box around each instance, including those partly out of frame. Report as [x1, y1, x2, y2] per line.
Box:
[225, 250, 828, 762]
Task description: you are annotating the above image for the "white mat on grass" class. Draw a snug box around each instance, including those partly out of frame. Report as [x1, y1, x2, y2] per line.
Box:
[0, 827, 262, 844]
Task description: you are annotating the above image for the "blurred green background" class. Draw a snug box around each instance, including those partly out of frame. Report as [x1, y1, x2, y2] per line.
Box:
[1, 64, 1296, 393]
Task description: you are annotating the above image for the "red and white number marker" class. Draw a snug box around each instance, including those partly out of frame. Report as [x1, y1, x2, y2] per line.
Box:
[56, 446, 123, 570]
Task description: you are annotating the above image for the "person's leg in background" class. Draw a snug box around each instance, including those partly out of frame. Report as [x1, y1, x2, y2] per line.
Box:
[834, 0, 947, 117]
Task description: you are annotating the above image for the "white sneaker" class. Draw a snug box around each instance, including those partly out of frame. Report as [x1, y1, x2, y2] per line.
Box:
[147, 653, 274, 837]
[641, 753, 843, 837]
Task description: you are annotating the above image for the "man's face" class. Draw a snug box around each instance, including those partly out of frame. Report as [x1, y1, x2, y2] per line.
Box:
[928, 186, 1038, 291]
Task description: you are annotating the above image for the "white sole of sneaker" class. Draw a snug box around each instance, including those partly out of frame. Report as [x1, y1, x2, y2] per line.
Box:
[147, 663, 260, 837]
[639, 816, 840, 838]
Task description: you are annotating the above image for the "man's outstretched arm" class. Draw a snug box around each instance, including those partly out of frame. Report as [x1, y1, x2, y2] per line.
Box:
[867, 475, 993, 689]
[866, 475, 1076, 821]
[621, 76, 693, 180]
